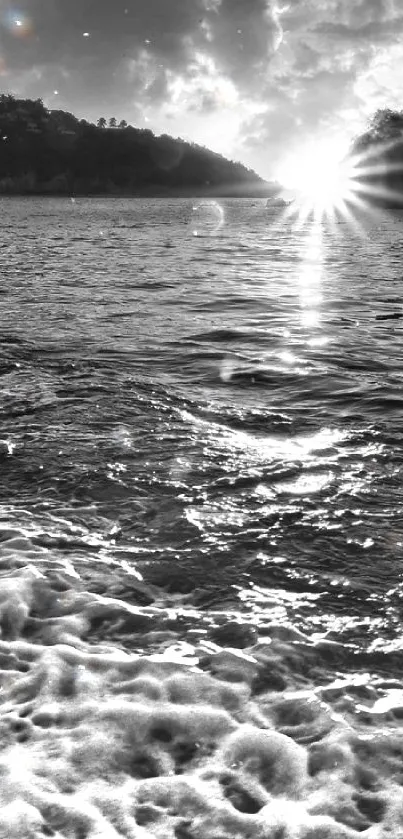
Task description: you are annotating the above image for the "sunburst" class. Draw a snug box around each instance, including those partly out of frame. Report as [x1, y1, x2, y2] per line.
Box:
[273, 137, 403, 231]
[275, 140, 365, 227]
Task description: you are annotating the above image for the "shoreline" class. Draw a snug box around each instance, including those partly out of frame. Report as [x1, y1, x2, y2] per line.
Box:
[0, 187, 275, 200]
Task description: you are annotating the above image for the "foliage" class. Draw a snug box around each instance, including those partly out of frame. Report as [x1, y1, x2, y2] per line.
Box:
[351, 108, 403, 206]
[0, 95, 268, 196]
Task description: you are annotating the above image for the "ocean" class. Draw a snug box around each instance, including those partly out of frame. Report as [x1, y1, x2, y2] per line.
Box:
[1, 195, 403, 838]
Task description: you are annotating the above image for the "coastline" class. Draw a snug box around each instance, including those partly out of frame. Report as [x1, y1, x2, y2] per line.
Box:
[0, 184, 275, 200]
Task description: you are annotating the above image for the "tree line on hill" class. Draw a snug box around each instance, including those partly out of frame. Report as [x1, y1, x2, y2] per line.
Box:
[0, 94, 269, 196]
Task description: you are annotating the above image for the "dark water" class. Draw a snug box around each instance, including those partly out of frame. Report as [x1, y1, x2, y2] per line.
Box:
[1, 196, 403, 838]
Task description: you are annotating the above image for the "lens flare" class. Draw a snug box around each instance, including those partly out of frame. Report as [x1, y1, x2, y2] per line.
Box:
[191, 200, 224, 236]
[3, 10, 33, 37]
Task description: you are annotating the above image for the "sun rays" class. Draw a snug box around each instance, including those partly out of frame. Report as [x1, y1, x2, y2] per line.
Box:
[273, 134, 403, 234]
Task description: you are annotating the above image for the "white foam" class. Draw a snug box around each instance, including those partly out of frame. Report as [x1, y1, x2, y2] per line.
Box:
[0, 543, 399, 837]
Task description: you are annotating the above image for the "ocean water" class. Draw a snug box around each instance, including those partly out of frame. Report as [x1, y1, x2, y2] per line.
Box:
[1, 196, 403, 837]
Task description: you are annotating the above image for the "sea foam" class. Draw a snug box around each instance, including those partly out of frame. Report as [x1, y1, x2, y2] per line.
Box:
[0, 533, 401, 838]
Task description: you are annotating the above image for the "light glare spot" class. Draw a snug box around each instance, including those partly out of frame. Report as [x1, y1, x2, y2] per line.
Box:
[4, 12, 33, 37]
[276, 139, 360, 223]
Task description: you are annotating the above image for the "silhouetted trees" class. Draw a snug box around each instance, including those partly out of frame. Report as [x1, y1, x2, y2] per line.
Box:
[97, 117, 127, 130]
[0, 94, 268, 196]
[352, 109, 403, 206]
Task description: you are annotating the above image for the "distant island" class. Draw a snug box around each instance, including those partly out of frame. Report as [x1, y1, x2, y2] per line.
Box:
[351, 109, 403, 207]
[0, 94, 277, 198]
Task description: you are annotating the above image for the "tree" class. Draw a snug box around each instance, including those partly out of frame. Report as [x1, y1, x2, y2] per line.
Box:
[119, 120, 128, 130]
[97, 117, 107, 129]
[369, 108, 403, 140]
[109, 117, 117, 128]
[351, 108, 403, 207]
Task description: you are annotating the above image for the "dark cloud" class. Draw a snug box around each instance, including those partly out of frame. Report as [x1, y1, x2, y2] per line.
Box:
[0, 0, 279, 97]
[202, 0, 281, 83]
[314, 17, 403, 45]
[0, 0, 202, 68]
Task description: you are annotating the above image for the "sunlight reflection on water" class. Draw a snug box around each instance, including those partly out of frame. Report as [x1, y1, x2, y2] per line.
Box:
[297, 223, 324, 329]
[181, 410, 346, 468]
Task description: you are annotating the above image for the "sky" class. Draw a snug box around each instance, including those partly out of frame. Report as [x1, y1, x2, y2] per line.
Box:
[1, 0, 403, 179]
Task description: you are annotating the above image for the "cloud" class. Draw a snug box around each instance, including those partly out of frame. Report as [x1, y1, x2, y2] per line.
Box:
[239, 0, 403, 174]
[201, 0, 282, 85]
[0, 0, 280, 92]
[315, 16, 403, 46]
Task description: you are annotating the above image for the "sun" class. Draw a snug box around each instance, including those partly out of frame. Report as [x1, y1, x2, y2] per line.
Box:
[276, 139, 359, 220]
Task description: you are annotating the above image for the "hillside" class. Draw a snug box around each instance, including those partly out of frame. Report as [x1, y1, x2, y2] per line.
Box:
[351, 109, 403, 207]
[0, 95, 274, 197]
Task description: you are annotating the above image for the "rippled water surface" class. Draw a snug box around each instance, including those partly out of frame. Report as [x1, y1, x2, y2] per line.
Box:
[1, 196, 403, 838]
